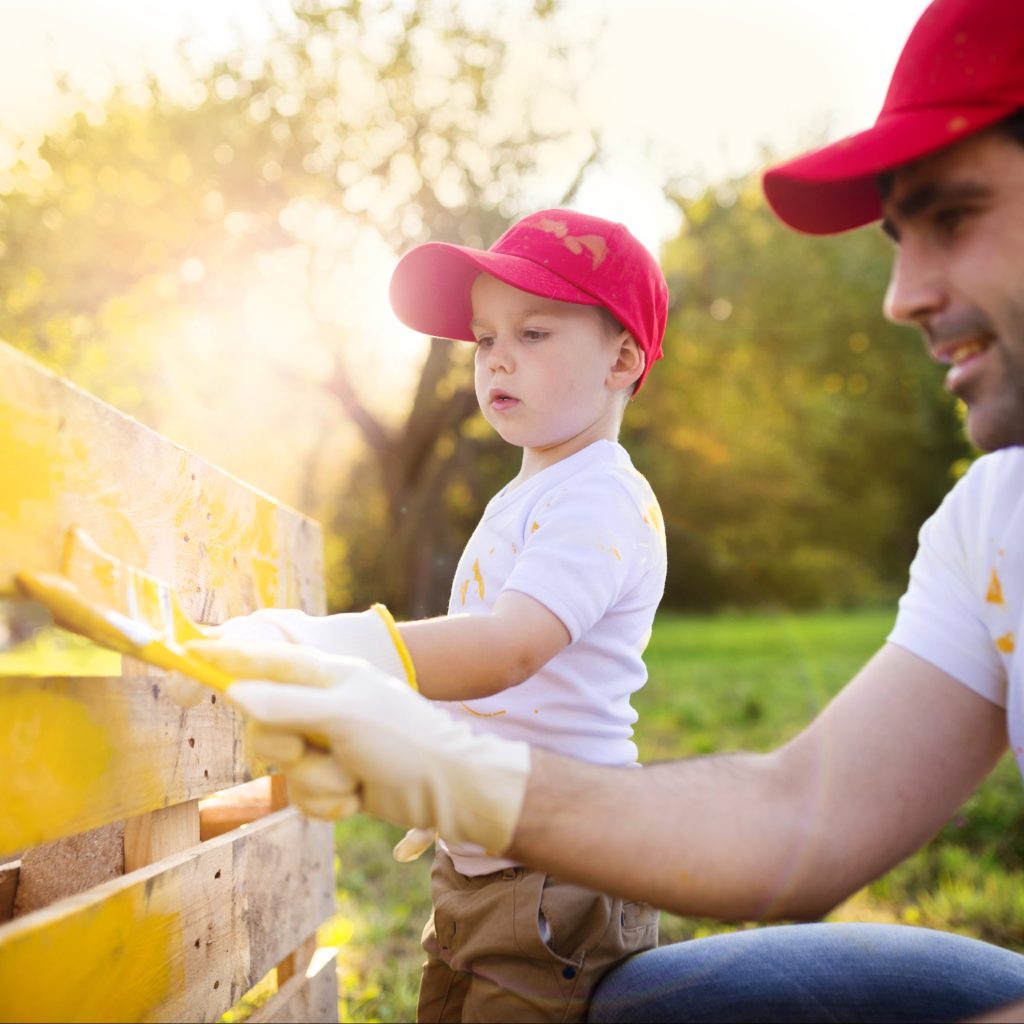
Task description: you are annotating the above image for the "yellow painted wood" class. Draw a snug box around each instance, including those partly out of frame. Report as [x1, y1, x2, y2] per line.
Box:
[0, 676, 262, 857]
[0, 342, 324, 620]
[0, 809, 335, 1024]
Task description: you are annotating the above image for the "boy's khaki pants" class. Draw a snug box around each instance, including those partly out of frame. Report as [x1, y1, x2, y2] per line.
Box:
[417, 850, 658, 1023]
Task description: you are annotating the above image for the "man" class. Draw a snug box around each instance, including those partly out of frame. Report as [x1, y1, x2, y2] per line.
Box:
[191, 0, 1024, 1019]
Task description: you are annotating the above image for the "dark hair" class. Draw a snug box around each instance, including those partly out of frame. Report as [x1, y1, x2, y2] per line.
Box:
[996, 107, 1024, 147]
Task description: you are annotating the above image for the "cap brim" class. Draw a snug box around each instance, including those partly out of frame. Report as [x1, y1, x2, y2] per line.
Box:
[763, 104, 1014, 235]
[389, 242, 601, 342]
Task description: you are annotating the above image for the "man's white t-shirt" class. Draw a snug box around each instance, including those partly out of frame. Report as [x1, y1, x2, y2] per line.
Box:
[888, 448, 1023, 769]
[439, 439, 667, 874]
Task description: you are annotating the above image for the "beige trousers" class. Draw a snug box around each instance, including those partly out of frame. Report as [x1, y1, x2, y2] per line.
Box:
[417, 850, 658, 1023]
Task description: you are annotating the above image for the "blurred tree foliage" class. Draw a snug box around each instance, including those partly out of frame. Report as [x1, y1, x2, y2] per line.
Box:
[0, 0, 595, 616]
[626, 175, 972, 609]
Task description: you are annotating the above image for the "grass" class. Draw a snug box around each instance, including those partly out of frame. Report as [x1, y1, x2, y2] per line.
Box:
[323, 606, 1024, 1022]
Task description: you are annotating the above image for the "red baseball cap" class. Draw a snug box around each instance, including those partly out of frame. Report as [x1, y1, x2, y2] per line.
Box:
[763, 0, 1024, 235]
[389, 209, 669, 390]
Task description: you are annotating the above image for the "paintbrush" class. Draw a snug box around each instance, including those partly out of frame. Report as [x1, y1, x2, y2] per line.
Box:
[15, 533, 234, 692]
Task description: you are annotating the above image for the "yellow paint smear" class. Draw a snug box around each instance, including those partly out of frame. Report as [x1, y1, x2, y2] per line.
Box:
[987, 569, 1005, 606]
[997, 632, 1015, 654]
[0, 883, 182, 1022]
[642, 502, 666, 537]
[460, 701, 507, 718]
[530, 521, 540, 533]
[459, 578, 469, 607]
[0, 690, 112, 852]
[472, 559, 485, 600]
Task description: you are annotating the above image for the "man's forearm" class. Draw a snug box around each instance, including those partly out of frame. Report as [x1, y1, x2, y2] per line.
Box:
[507, 746, 834, 921]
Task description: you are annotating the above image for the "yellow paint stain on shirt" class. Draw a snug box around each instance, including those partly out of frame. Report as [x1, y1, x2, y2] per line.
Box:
[610, 546, 622, 560]
[997, 632, 1016, 654]
[642, 502, 666, 537]
[987, 569, 1005, 606]
[472, 559, 485, 600]
[530, 521, 540, 533]
[460, 701, 507, 718]
[459, 578, 469, 607]
[0, 882, 181, 1022]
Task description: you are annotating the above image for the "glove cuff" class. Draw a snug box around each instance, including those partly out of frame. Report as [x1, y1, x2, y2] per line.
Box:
[370, 603, 418, 691]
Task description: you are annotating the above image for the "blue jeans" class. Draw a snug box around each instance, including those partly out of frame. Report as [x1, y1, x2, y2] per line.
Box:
[588, 923, 1024, 1023]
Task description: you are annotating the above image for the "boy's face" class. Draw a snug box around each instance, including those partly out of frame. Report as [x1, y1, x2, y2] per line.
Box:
[469, 274, 626, 462]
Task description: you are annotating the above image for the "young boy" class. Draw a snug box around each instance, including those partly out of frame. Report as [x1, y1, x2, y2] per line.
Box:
[211, 209, 669, 1021]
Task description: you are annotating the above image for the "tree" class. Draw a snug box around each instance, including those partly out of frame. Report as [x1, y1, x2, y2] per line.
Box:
[625, 173, 972, 610]
[0, 0, 601, 615]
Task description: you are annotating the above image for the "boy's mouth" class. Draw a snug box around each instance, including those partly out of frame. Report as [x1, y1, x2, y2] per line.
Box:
[489, 387, 520, 411]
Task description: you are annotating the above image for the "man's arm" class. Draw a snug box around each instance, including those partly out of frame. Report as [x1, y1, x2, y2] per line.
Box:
[398, 590, 570, 701]
[509, 643, 1007, 920]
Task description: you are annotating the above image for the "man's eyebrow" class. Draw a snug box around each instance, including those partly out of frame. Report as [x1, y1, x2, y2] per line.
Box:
[883, 179, 994, 238]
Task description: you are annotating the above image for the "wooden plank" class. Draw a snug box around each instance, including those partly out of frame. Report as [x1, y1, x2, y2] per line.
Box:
[0, 341, 324, 618]
[124, 802, 201, 873]
[13, 823, 123, 918]
[0, 865, 17, 924]
[199, 778, 274, 842]
[250, 945, 339, 1024]
[0, 808, 336, 1024]
[0, 675, 264, 857]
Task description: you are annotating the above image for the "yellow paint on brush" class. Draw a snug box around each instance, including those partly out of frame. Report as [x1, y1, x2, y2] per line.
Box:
[14, 571, 233, 692]
[0, 690, 112, 851]
[987, 569, 1005, 606]
[472, 559, 485, 600]
[0, 883, 182, 1022]
[997, 632, 1016, 654]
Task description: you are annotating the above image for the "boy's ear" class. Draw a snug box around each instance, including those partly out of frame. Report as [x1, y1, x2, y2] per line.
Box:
[608, 332, 645, 393]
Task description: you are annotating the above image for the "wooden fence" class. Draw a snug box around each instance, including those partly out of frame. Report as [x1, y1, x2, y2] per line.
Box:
[0, 341, 339, 1022]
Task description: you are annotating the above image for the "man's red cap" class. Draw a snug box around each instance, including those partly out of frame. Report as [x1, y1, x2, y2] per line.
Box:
[763, 0, 1024, 235]
[389, 209, 669, 391]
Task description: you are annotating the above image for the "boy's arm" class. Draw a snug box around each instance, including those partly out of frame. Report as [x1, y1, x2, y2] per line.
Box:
[398, 590, 570, 701]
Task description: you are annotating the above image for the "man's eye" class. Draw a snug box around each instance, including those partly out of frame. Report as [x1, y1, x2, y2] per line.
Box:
[934, 206, 970, 234]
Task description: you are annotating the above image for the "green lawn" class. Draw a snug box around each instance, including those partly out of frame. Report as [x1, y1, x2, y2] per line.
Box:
[323, 607, 1024, 1022]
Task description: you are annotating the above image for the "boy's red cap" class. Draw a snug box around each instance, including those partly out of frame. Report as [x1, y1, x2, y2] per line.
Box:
[389, 209, 669, 390]
[763, 0, 1024, 235]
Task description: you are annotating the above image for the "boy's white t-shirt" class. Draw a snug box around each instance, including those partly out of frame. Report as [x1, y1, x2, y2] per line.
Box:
[888, 447, 1023, 761]
[439, 439, 667, 874]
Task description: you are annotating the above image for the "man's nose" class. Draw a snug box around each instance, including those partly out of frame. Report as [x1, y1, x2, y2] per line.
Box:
[883, 242, 947, 326]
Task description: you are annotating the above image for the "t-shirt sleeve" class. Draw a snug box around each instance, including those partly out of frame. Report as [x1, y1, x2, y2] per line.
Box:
[502, 473, 658, 642]
[887, 468, 1007, 707]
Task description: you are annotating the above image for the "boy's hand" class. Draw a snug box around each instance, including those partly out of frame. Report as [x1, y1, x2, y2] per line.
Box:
[186, 639, 531, 853]
[211, 604, 417, 687]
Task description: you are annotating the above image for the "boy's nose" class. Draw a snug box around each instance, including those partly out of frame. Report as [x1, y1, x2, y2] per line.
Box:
[883, 242, 948, 327]
[486, 338, 514, 372]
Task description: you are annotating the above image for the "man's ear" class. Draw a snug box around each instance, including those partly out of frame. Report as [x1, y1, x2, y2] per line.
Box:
[608, 332, 645, 393]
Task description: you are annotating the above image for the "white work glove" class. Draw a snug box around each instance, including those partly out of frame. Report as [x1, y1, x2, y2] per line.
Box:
[165, 603, 415, 708]
[186, 639, 531, 856]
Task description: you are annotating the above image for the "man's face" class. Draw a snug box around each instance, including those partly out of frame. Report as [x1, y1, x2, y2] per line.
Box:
[882, 129, 1024, 450]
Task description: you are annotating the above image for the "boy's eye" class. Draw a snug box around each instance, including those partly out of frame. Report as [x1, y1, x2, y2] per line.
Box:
[521, 328, 548, 342]
[475, 335, 494, 349]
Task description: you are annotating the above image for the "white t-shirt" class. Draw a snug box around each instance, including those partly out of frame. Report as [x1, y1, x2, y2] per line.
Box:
[439, 439, 667, 873]
[888, 448, 1023, 766]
